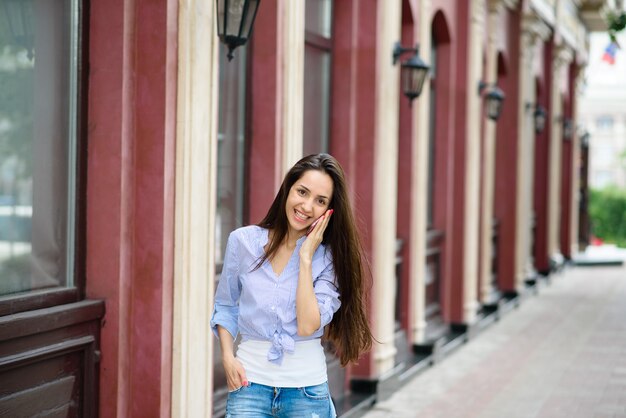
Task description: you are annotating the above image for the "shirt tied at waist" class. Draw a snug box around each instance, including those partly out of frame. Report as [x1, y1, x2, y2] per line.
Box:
[268, 332, 295, 364]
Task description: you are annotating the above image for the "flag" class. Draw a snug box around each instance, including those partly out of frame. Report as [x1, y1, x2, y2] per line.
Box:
[602, 42, 619, 65]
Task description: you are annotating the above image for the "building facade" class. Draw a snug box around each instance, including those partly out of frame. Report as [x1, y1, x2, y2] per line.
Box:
[579, 31, 626, 190]
[0, 0, 615, 417]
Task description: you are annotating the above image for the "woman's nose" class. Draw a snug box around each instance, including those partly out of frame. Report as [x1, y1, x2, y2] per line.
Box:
[301, 199, 314, 212]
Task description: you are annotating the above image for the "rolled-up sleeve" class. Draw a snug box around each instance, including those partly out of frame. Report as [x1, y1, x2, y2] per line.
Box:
[313, 260, 341, 333]
[210, 232, 241, 339]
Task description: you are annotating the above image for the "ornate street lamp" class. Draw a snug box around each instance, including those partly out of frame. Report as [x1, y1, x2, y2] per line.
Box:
[216, 0, 260, 61]
[478, 82, 505, 121]
[533, 106, 547, 134]
[392, 42, 430, 105]
[2, 0, 34, 60]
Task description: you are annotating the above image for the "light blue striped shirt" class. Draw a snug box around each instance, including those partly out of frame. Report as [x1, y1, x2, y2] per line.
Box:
[210, 225, 341, 364]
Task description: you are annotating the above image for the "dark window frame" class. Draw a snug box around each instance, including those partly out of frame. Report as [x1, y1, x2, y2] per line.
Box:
[0, 0, 89, 317]
[304, 3, 334, 155]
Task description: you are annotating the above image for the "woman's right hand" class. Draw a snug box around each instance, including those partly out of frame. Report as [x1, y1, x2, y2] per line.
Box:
[223, 355, 248, 391]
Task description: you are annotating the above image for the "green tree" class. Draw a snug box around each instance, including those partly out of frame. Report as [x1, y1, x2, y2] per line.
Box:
[589, 187, 626, 248]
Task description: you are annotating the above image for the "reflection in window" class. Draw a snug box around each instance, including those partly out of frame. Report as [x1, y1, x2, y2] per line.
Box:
[596, 115, 614, 131]
[216, 43, 247, 265]
[303, 0, 332, 156]
[0, 0, 78, 296]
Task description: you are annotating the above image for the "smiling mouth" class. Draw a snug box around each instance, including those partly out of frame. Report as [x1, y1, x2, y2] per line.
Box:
[294, 209, 310, 222]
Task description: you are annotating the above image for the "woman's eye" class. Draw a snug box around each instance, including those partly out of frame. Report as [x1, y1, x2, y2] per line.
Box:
[297, 189, 306, 196]
[318, 199, 327, 206]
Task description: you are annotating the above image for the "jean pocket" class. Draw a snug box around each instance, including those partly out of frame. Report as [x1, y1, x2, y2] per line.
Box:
[228, 385, 243, 394]
[300, 383, 329, 400]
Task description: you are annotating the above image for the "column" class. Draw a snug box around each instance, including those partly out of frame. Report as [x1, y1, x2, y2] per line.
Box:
[462, 0, 485, 323]
[371, 0, 402, 376]
[569, 67, 585, 256]
[410, 0, 432, 344]
[517, 12, 550, 289]
[547, 44, 573, 263]
[479, 0, 501, 302]
[279, 1, 305, 174]
[172, 0, 219, 416]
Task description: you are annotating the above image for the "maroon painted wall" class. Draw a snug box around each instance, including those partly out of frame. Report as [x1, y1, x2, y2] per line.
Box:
[494, 6, 522, 293]
[533, 40, 553, 273]
[86, 1, 177, 416]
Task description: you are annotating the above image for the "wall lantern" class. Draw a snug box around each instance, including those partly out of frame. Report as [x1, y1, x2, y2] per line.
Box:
[2, 0, 34, 60]
[562, 118, 574, 140]
[533, 106, 547, 134]
[478, 81, 505, 121]
[580, 131, 590, 148]
[216, 0, 260, 61]
[392, 42, 430, 105]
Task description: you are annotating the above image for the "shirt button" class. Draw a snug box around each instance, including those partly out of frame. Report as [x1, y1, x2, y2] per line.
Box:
[271, 306, 275, 311]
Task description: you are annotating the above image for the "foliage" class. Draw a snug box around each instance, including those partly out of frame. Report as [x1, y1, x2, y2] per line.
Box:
[588, 187, 626, 248]
[608, 11, 626, 43]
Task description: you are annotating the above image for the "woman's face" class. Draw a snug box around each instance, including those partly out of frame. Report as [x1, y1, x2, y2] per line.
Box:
[285, 169, 334, 236]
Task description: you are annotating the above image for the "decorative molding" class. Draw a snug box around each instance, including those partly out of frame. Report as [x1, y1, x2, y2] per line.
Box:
[522, 11, 553, 42]
[553, 44, 575, 68]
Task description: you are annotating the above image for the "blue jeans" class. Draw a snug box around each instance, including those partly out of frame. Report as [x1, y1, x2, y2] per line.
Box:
[225, 381, 337, 418]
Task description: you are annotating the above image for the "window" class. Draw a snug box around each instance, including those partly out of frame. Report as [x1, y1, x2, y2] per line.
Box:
[213, 41, 249, 414]
[0, 0, 80, 299]
[303, 0, 332, 156]
[596, 115, 614, 131]
[216, 43, 248, 265]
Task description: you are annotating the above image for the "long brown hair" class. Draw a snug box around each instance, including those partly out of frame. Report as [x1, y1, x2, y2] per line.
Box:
[257, 153, 373, 366]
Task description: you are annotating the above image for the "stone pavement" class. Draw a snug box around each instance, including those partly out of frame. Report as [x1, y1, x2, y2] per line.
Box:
[362, 263, 626, 418]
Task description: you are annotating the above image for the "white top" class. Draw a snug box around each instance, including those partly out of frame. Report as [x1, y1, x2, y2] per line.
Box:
[237, 338, 328, 387]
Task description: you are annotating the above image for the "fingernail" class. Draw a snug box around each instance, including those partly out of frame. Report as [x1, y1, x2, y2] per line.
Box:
[243, 381, 249, 386]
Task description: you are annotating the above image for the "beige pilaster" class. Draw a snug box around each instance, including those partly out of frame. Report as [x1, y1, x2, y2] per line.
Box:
[411, 0, 432, 344]
[371, 0, 401, 375]
[463, 0, 486, 322]
[279, 0, 305, 175]
[547, 45, 573, 259]
[479, 0, 502, 303]
[569, 68, 585, 256]
[172, 1, 219, 416]
[517, 12, 551, 289]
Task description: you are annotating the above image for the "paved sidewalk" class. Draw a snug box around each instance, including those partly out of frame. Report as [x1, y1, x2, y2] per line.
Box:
[362, 264, 626, 418]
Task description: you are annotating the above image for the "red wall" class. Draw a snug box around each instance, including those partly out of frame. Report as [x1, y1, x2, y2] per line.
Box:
[87, 1, 177, 416]
[494, 6, 522, 293]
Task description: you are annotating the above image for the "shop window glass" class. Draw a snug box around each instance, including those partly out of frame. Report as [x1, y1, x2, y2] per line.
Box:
[305, 0, 332, 38]
[596, 115, 614, 131]
[215, 44, 248, 266]
[304, 0, 332, 156]
[213, 41, 248, 412]
[0, 0, 78, 297]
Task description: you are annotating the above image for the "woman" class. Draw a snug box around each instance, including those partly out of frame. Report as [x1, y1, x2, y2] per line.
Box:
[211, 153, 373, 418]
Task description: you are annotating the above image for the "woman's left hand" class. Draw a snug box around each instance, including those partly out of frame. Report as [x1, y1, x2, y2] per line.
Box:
[300, 209, 333, 261]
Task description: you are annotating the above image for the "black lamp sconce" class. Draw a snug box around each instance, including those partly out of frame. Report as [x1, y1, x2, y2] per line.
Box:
[580, 131, 590, 148]
[526, 103, 547, 134]
[216, 0, 261, 61]
[562, 118, 574, 140]
[392, 42, 430, 105]
[478, 81, 505, 121]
